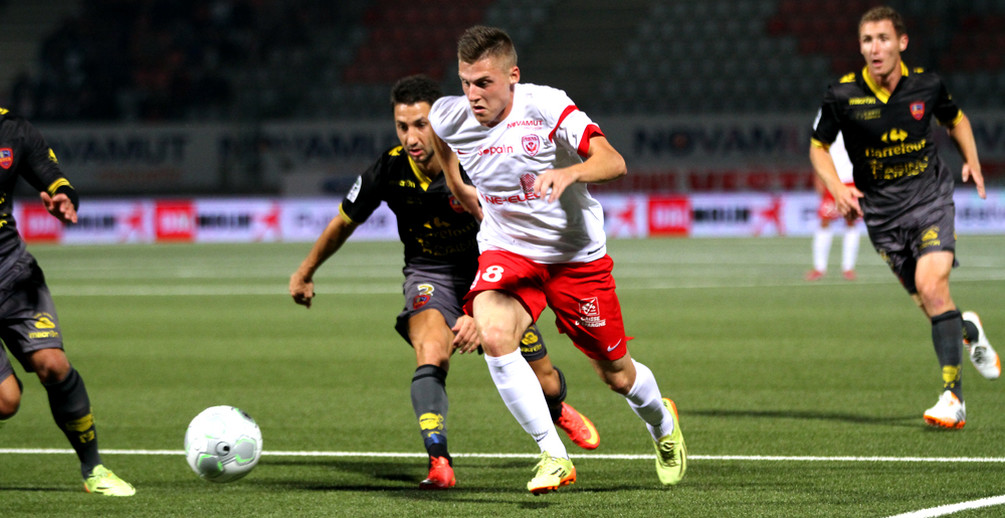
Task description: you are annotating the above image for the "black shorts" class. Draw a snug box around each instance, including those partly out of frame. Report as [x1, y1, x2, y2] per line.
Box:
[868, 202, 957, 294]
[0, 254, 64, 381]
[394, 263, 474, 345]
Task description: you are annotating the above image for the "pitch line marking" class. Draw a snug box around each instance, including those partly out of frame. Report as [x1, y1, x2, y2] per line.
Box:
[2, 449, 1005, 463]
[885, 494, 1005, 518]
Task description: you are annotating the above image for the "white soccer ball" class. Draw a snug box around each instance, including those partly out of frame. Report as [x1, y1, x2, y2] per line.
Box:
[184, 405, 263, 483]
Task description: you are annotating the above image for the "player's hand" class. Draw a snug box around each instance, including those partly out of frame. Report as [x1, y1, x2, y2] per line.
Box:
[962, 163, 986, 199]
[834, 184, 864, 222]
[534, 169, 577, 203]
[289, 273, 314, 308]
[451, 315, 481, 353]
[40, 192, 77, 224]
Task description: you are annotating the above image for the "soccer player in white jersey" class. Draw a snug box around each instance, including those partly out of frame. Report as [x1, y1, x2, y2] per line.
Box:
[806, 124, 861, 281]
[429, 25, 686, 494]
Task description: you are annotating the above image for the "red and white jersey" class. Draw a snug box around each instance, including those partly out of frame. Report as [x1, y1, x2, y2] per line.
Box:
[814, 110, 853, 183]
[431, 83, 607, 264]
[830, 131, 854, 184]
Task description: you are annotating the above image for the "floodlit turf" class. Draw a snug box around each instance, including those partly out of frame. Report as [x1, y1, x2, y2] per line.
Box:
[2, 236, 1004, 517]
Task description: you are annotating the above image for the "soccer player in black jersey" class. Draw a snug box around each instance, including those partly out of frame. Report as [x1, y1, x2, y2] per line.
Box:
[0, 107, 135, 495]
[810, 6, 999, 429]
[289, 75, 599, 489]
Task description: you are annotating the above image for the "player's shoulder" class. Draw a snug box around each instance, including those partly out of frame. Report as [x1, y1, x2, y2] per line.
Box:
[372, 144, 408, 171]
[519, 82, 573, 106]
[430, 95, 468, 125]
[903, 65, 945, 87]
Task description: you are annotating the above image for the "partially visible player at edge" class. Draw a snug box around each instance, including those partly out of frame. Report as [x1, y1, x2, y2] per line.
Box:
[289, 75, 599, 490]
[0, 106, 135, 496]
[810, 6, 1000, 429]
[806, 126, 861, 281]
[429, 26, 685, 494]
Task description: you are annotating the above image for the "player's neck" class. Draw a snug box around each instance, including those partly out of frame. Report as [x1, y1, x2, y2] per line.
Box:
[870, 60, 903, 92]
[420, 155, 442, 178]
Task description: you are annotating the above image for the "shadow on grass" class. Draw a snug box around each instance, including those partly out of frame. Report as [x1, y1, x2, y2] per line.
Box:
[248, 457, 657, 506]
[687, 408, 918, 427]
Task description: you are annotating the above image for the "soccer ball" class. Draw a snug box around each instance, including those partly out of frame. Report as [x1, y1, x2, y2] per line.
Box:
[184, 405, 263, 483]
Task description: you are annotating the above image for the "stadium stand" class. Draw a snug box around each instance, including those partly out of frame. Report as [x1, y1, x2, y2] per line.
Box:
[2, 0, 1002, 120]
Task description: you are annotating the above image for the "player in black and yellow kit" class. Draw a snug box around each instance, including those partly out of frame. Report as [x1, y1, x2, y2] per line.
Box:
[810, 6, 999, 429]
[289, 75, 599, 489]
[0, 107, 135, 495]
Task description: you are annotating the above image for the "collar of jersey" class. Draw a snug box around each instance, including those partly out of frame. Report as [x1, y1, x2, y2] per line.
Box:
[862, 61, 909, 104]
[407, 155, 434, 191]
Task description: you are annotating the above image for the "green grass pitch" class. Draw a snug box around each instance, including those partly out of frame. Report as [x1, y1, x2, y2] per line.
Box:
[2, 236, 1004, 517]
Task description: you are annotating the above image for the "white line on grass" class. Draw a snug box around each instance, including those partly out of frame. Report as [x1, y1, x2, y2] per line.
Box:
[886, 494, 1005, 518]
[3, 448, 1005, 463]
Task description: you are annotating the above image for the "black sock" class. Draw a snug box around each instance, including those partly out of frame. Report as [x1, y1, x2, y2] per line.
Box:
[962, 317, 980, 344]
[931, 311, 963, 401]
[544, 366, 567, 422]
[44, 367, 101, 478]
[411, 364, 450, 464]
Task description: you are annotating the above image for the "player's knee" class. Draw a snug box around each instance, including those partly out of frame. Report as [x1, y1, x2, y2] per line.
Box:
[0, 389, 21, 420]
[28, 349, 71, 384]
[600, 370, 634, 395]
[479, 323, 520, 355]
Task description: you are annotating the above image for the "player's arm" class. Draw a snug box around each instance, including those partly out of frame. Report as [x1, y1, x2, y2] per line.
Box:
[810, 141, 863, 221]
[289, 211, 359, 308]
[534, 135, 626, 203]
[946, 113, 985, 199]
[432, 133, 482, 221]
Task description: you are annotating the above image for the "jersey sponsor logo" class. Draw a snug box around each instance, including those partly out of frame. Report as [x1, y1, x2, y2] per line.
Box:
[522, 134, 542, 157]
[910, 101, 925, 120]
[506, 119, 544, 129]
[477, 144, 514, 156]
[0, 148, 12, 169]
[481, 191, 540, 205]
[848, 97, 877, 105]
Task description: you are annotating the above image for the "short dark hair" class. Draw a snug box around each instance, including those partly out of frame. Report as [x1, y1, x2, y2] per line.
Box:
[390, 74, 441, 109]
[860, 6, 907, 37]
[457, 25, 517, 68]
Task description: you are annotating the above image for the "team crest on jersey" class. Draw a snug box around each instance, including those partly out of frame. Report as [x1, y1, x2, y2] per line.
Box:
[448, 195, 465, 213]
[910, 101, 925, 120]
[0, 148, 12, 169]
[522, 134, 541, 157]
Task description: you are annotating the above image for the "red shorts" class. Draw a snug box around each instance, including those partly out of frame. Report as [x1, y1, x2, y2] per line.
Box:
[465, 250, 628, 361]
[817, 182, 856, 220]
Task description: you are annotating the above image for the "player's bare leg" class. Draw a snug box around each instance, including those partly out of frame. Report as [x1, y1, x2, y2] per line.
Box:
[474, 291, 571, 493]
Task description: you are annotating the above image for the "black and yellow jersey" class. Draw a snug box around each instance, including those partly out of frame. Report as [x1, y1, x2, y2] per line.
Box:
[340, 145, 479, 267]
[811, 63, 962, 230]
[0, 107, 76, 282]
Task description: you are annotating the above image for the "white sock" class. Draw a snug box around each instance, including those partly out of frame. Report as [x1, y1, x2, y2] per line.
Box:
[485, 350, 567, 458]
[842, 225, 860, 272]
[812, 226, 833, 272]
[625, 360, 673, 440]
